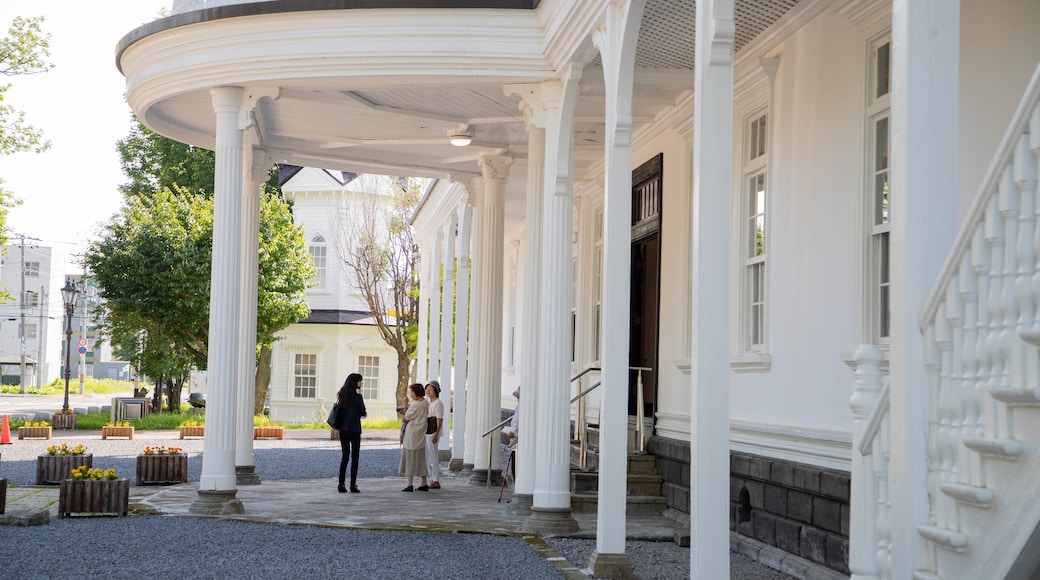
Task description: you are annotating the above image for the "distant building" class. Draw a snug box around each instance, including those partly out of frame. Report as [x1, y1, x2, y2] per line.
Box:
[0, 243, 69, 387]
[267, 167, 409, 422]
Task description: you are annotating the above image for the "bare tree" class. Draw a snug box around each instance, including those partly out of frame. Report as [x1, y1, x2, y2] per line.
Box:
[333, 175, 420, 408]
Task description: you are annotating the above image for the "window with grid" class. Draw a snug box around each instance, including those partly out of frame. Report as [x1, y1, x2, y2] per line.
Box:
[308, 236, 327, 289]
[867, 37, 891, 343]
[357, 355, 379, 399]
[25, 290, 39, 308]
[741, 111, 769, 351]
[293, 353, 317, 398]
[24, 261, 39, 277]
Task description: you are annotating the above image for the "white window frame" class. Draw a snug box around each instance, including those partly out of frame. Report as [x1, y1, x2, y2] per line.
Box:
[25, 290, 39, 308]
[357, 355, 379, 399]
[865, 34, 892, 347]
[733, 105, 772, 371]
[292, 352, 318, 399]
[24, 261, 39, 277]
[26, 323, 37, 339]
[308, 235, 327, 289]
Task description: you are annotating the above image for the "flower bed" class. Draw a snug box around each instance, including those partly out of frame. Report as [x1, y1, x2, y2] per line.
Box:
[179, 425, 204, 439]
[52, 412, 76, 430]
[137, 447, 187, 486]
[101, 424, 135, 440]
[58, 476, 129, 518]
[253, 425, 284, 440]
[37, 454, 93, 485]
[18, 425, 52, 440]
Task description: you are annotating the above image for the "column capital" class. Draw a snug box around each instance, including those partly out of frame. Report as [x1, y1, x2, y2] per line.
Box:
[478, 155, 513, 182]
[505, 81, 562, 129]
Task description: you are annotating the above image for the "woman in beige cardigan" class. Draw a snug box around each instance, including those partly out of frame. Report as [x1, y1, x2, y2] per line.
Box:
[398, 383, 430, 491]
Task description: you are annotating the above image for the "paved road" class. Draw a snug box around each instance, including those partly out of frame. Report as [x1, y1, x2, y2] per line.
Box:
[0, 391, 134, 418]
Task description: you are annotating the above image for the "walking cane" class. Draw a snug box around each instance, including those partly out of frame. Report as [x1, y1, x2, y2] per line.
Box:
[498, 449, 513, 502]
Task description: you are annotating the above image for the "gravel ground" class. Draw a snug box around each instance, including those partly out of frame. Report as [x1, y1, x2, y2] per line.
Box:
[0, 435, 794, 579]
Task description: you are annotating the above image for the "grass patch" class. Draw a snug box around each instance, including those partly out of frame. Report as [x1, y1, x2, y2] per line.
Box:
[0, 378, 134, 396]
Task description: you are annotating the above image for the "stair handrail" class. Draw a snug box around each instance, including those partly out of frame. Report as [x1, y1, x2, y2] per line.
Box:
[858, 379, 890, 456]
[631, 366, 653, 454]
[921, 60, 1040, 328]
[571, 366, 601, 470]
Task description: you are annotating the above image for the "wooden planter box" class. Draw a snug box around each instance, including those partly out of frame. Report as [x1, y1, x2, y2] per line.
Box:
[101, 425, 135, 440]
[52, 413, 76, 430]
[179, 426, 204, 439]
[37, 454, 93, 485]
[136, 454, 188, 486]
[1, 478, 6, 515]
[18, 426, 52, 440]
[253, 426, 284, 440]
[58, 478, 130, 518]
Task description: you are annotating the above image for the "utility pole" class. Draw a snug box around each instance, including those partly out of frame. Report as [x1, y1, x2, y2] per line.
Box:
[36, 284, 45, 392]
[18, 235, 26, 394]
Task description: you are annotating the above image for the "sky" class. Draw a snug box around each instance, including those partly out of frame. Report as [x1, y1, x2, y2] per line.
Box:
[0, 1, 171, 271]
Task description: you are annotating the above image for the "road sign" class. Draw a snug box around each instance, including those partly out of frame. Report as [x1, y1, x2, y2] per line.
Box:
[78, 338, 87, 347]
[78, 346, 87, 354]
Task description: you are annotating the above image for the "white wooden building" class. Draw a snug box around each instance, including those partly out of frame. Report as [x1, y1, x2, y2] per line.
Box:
[269, 167, 403, 423]
[118, 1, 1040, 577]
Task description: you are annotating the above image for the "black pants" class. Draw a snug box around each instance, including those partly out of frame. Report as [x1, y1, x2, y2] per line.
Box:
[338, 430, 361, 486]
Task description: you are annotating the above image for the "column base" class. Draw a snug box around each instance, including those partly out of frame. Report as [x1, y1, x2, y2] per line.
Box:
[588, 550, 635, 579]
[468, 468, 502, 487]
[506, 492, 533, 515]
[189, 489, 245, 515]
[236, 465, 261, 485]
[459, 462, 474, 476]
[522, 506, 580, 534]
[448, 458, 465, 472]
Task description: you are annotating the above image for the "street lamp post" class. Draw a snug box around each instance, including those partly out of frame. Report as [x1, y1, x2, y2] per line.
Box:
[61, 281, 80, 413]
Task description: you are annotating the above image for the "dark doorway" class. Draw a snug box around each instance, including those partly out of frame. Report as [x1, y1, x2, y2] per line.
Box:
[629, 154, 662, 421]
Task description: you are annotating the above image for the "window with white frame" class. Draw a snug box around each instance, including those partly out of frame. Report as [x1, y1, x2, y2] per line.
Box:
[292, 353, 317, 398]
[357, 355, 379, 399]
[741, 110, 769, 351]
[26, 323, 37, 339]
[25, 290, 39, 308]
[866, 37, 891, 344]
[24, 261, 39, 277]
[308, 235, 327, 289]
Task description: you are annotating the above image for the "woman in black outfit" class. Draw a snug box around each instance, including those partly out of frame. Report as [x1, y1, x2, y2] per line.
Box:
[335, 373, 367, 493]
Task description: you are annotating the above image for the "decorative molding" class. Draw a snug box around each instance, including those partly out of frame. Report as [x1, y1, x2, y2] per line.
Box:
[280, 340, 324, 352]
[730, 421, 852, 472]
[673, 358, 691, 375]
[478, 155, 514, 181]
[729, 352, 772, 373]
[655, 411, 690, 440]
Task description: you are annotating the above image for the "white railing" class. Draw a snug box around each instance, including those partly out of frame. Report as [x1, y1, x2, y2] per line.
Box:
[851, 60, 1040, 579]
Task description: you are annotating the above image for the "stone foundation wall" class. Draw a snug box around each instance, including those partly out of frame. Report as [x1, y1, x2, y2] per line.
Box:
[647, 436, 850, 575]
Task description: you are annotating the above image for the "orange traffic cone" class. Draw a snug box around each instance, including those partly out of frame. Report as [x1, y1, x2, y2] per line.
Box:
[0, 414, 12, 444]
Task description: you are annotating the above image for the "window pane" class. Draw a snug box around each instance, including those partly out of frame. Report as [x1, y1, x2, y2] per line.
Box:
[757, 115, 767, 157]
[874, 117, 890, 225]
[747, 173, 766, 258]
[879, 233, 890, 339]
[876, 43, 890, 99]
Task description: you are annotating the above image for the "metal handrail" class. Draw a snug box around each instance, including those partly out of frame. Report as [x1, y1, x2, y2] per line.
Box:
[570, 381, 601, 404]
[480, 414, 515, 488]
[482, 416, 512, 439]
[572, 366, 654, 469]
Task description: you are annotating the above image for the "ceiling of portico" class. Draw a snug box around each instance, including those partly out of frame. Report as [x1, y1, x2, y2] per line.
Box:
[121, 0, 802, 224]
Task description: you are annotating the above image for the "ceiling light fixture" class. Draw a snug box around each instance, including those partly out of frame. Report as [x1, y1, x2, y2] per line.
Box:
[449, 134, 472, 147]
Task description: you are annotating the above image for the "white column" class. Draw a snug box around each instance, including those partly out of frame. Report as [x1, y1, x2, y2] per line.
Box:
[194, 86, 246, 512]
[450, 202, 473, 471]
[463, 180, 483, 470]
[234, 146, 266, 485]
[438, 214, 457, 455]
[690, 0, 734, 577]
[503, 82, 549, 509]
[416, 250, 431, 391]
[587, 2, 643, 570]
[888, 1, 959, 574]
[471, 155, 511, 482]
[428, 231, 443, 381]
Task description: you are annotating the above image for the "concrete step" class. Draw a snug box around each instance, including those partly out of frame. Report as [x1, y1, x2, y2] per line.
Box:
[571, 470, 663, 495]
[571, 492, 668, 515]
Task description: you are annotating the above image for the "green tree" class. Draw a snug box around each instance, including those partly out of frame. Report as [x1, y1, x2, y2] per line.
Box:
[116, 119, 215, 198]
[86, 188, 312, 412]
[0, 15, 52, 297]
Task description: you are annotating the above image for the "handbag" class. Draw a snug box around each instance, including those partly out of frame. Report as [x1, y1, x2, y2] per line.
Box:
[426, 416, 438, 435]
[327, 403, 340, 428]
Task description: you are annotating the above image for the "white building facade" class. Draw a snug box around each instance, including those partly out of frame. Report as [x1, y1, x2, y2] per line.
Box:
[269, 167, 402, 422]
[0, 243, 70, 388]
[117, 1, 1040, 577]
